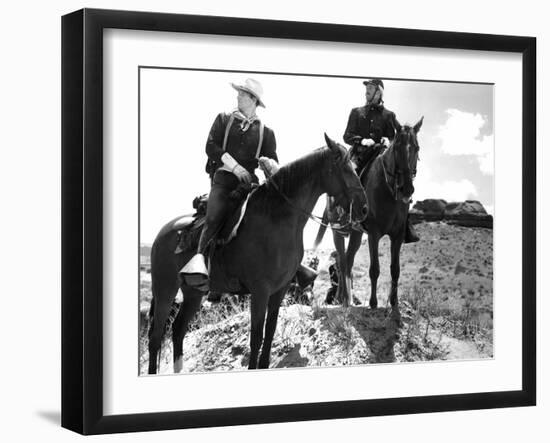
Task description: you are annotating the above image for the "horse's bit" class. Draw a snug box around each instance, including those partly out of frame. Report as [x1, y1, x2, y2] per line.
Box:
[267, 155, 363, 231]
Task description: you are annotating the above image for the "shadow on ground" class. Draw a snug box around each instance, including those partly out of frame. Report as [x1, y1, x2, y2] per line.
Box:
[319, 306, 402, 363]
[276, 344, 310, 368]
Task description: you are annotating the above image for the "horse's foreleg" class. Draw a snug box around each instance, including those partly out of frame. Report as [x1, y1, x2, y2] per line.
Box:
[258, 286, 288, 369]
[332, 231, 349, 306]
[389, 237, 403, 307]
[248, 292, 269, 369]
[346, 230, 363, 305]
[171, 287, 204, 373]
[368, 232, 381, 309]
[148, 280, 179, 374]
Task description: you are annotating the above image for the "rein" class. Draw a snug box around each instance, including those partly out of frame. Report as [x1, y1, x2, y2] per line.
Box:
[266, 154, 362, 232]
[267, 177, 335, 228]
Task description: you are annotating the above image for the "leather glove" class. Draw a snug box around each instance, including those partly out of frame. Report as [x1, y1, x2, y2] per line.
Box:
[258, 156, 280, 178]
[232, 164, 252, 184]
[361, 138, 375, 147]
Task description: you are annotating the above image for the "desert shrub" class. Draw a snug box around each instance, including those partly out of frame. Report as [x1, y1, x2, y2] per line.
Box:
[189, 296, 249, 331]
[400, 281, 493, 357]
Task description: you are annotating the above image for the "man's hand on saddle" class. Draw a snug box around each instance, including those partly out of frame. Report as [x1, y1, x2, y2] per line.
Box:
[221, 152, 252, 184]
[233, 164, 253, 184]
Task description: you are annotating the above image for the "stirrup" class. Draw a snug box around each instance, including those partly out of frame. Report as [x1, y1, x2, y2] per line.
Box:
[179, 254, 209, 291]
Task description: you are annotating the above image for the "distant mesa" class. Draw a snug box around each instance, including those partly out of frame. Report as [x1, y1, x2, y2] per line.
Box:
[410, 199, 493, 228]
[410, 199, 447, 221]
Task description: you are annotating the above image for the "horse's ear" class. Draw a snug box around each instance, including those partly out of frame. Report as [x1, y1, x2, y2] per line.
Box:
[413, 116, 424, 133]
[395, 120, 402, 133]
[324, 133, 340, 153]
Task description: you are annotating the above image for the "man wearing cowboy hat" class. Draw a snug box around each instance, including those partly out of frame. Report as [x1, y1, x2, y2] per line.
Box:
[343, 78, 419, 243]
[179, 79, 318, 291]
[179, 78, 277, 289]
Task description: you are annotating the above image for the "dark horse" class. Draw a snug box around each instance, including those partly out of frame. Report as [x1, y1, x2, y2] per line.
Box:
[314, 118, 423, 308]
[147, 134, 367, 373]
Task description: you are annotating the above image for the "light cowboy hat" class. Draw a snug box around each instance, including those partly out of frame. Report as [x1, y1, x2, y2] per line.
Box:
[231, 78, 266, 108]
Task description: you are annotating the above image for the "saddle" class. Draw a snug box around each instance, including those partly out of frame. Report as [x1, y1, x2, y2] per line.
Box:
[173, 185, 256, 254]
[358, 144, 385, 181]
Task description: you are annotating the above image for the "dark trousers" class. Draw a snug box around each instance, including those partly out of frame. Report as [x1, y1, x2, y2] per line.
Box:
[197, 170, 241, 254]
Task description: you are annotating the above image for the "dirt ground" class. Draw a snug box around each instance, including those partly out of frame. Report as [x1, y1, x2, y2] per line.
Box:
[139, 221, 493, 374]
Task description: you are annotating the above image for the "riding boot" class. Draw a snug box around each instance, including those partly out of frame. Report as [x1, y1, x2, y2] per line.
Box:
[179, 253, 209, 291]
[404, 217, 420, 243]
[179, 225, 216, 292]
[295, 263, 318, 289]
[180, 171, 238, 291]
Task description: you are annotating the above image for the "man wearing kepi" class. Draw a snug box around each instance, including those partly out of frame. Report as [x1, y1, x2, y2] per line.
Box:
[180, 78, 317, 290]
[344, 78, 419, 243]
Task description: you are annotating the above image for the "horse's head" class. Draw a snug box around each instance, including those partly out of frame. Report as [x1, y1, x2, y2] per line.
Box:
[391, 117, 423, 203]
[323, 134, 368, 223]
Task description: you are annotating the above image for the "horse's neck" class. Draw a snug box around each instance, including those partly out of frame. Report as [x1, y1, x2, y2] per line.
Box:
[364, 148, 391, 186]
[364, 147, 395, 198]
[381, 146, 396, 173]
[270, 165, 324, 227]
[292, 179, 324, 225]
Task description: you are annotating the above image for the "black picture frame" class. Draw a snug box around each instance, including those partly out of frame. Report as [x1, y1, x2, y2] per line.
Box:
[61, 8, 536, 435]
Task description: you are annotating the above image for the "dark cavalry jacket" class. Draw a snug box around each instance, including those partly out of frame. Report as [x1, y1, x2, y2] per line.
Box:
[343, 103, 398, 147]
[205, 112, 278, 176]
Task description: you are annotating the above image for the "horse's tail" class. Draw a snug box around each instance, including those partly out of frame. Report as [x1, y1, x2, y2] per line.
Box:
[312, 205, 329, 250]
[147, 217, 190, 374]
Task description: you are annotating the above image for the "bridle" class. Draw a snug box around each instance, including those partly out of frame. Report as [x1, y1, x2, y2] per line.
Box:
[381, 129, 418, 200]
[329, 150, 366, 207]
[266, 149, 364, 230]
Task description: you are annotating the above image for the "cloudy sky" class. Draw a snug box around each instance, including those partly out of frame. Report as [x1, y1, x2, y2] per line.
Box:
[139, 68, 493, 246]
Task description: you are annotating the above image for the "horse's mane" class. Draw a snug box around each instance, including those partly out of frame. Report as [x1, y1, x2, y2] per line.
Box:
[270, 147, 329, 194]
[381, 124, 417, 159]
[250, 147, 330, 216]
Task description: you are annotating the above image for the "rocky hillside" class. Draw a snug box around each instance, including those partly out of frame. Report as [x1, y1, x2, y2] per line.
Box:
[140, 220, 493, 375]
[409, 199, 493, 228]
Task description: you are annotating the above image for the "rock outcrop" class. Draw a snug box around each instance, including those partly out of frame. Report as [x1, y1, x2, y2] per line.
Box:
[410, 199, 493, 228]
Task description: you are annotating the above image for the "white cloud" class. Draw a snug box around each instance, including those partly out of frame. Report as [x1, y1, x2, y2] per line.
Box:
[414, 168, 478, 203]
[436, 109, 494, 175]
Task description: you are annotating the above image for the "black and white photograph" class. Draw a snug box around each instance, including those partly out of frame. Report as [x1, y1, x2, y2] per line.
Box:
[138, 70, 494, 375]
[1, 0, 543, 440]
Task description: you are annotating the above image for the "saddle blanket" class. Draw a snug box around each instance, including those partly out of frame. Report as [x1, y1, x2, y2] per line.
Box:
[173, 189, 255, 254]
